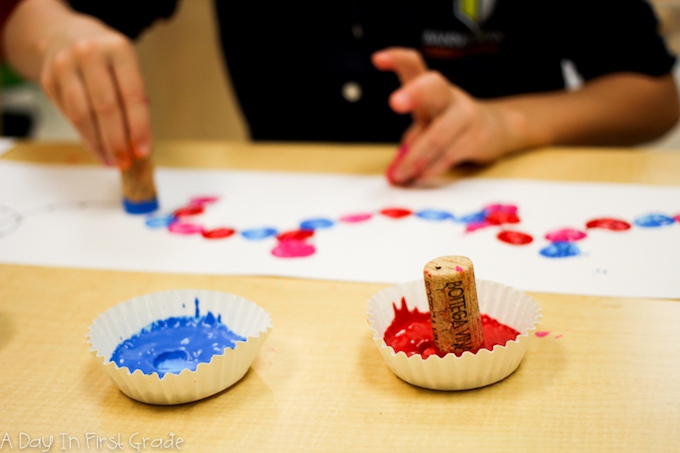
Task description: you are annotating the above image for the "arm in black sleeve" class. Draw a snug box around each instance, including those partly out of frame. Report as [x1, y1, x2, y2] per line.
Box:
[66, 0, 178, 39]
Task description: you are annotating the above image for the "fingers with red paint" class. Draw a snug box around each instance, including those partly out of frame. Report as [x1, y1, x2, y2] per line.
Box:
[372, 47, 516, 186]
[5, 0, 152, 169]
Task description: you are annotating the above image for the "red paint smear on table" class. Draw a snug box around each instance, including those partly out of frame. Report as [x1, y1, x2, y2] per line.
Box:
[380, 208, 413, 219]
[277, 229, 315, 241]
[383, 298, 521, 359]
[545, 228, 587, 242]
[202, 227, 236, 239]
[585, 218, 632, 231]
[271, 239, 316, 258]
[497, 230, 534, 245]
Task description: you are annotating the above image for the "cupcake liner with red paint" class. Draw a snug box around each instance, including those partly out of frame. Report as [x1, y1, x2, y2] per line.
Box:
[368, 279, 541, 391]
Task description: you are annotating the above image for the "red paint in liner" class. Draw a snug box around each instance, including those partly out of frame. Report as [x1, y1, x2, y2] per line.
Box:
[383, 298, 520, 359]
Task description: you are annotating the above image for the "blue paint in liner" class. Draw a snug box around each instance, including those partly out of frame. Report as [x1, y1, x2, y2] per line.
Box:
[123, 197, 159, 215]
[110, 298, 246, 377]
[540, 241, 581, 258]
[299, 218, 334, 230]
[633, 213, 675, 228]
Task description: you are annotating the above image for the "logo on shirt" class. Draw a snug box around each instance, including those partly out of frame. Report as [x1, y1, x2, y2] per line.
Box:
[453, 0, 498, 32]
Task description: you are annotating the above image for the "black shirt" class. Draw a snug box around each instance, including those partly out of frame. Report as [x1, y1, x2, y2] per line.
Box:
[68, 0, 676, 142]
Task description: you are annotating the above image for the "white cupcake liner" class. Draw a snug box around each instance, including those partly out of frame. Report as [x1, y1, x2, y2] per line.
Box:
[368, 279, 541, 391]
[87, 289, 272, 405]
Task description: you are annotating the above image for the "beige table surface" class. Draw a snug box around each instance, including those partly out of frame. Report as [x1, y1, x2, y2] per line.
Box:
[1, 141, 679, 453]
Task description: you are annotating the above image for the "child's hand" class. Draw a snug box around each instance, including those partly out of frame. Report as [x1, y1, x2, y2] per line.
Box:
[373, 47, 517, 185]
[39, 12, 151, 168]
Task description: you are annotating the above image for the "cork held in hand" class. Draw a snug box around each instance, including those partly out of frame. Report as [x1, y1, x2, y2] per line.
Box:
[423, 256, 484, 355]
[121, 156, 159, 214]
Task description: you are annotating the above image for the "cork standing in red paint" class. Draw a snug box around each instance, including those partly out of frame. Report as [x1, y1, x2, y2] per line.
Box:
[423, 256, 484, 355]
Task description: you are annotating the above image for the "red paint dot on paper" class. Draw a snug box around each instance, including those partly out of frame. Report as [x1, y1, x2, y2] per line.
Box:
[189, 196, 219, 206]
[383, 298, 520, 358]
[497, 231, 533, 245]
[168, 222, 204, 235]
[485, 211, 520, 225]
[586, 218, 632, 231]
[202, 227, 236, 239]
[484, 204, 518, 214]
[466, 221, 491, 232]
[380, 208, 412, 219]
[545, 228, 587, 242]
[174, 205, 205, 217]
[339, 213, 373, 223]
[271, 239, 316, 258]
[277, 229, 314, 241]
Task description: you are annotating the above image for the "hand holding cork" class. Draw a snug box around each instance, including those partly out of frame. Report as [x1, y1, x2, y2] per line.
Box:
[424, 256, 484, 355]
[120, 155, 159, 214]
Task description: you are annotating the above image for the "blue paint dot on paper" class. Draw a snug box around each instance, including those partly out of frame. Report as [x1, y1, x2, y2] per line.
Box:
[455, 211, 486, 224]
[241, 227, 278, 240]
[299, 218, 335, 230]
[633, 213, 675, 228]
[145, 215, 176, 228]
[415, 209, 454, 221]
[540, 241, 581, 258]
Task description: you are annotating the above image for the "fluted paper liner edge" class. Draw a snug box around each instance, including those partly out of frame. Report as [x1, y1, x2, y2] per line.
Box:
[368, 279, 541, 391]
[87, 289, 272, 405]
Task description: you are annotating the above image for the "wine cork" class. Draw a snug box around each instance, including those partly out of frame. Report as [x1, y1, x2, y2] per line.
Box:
[423, 256, 484, 355]
[121, 155, 159, 214]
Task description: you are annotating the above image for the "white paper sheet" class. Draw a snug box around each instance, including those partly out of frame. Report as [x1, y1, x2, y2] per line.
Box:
[1, 160, 679, 299]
